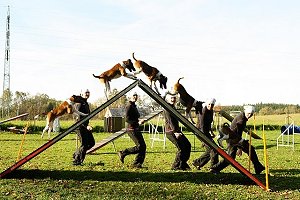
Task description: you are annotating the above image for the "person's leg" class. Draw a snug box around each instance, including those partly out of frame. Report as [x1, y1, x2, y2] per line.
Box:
[210, 145, 237, 173]
[240, 140, 265, 174]
[73, 127, 86, 165]
[177, 134, 191, 170]
[132, 131, 146, 166]
[193, 143, 211, 169]
[166, 133, 181, 169]
[210, 147, 219, 167]
[85, 129, 95, 150]
[119, 130, 146, 167]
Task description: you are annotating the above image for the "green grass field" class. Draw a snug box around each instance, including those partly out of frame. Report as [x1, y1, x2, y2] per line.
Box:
[0, 116, 300, 199]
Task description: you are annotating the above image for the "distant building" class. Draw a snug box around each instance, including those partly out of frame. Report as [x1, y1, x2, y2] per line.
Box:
[104, 108, 125, 132]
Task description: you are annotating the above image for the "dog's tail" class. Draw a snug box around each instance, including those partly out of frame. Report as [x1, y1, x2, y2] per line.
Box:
[177, 77, 184, 84]
[132, 52, 138, 61]
[34, 112, 47, 120]
[93, 74, 102, 79]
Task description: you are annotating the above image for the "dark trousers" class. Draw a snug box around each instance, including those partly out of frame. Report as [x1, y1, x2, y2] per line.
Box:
[211, 140, 264, 173]
[123, 129, 146, 165]
[166, 132, 191, 170]
[73, 126, 95, 164]
[193, 138, 219, 168]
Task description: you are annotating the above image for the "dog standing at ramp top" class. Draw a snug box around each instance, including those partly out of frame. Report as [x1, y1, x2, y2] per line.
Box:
[92, 59, 136, 99]
[132, 52, 168, 95]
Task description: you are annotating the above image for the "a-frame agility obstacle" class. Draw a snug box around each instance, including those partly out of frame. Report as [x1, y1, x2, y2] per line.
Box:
[0, 79, 267, 190]
[86, 109, 163, 154]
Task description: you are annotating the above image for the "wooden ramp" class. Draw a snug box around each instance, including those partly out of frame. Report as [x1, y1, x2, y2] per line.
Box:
[87, 109, 163, 154]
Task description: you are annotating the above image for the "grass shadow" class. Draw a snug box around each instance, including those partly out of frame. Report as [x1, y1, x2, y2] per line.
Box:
[255, 144, 277, 150]
[6, 169, 256, 187]
[5, 168, 299, 191]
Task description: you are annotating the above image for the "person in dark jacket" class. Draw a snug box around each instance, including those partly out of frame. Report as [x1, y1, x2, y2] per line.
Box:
[192, 98, 219, 170]
[164, 95, 191, 170]
[118, 92, 146, 168]
[210, 105, 265, 174]
[73, 89, 95, 165]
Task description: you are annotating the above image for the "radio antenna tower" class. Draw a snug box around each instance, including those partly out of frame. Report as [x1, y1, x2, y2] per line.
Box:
[2, 6, 11, 117]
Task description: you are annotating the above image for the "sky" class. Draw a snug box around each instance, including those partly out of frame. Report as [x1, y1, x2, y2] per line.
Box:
[0, 0, 299, 106]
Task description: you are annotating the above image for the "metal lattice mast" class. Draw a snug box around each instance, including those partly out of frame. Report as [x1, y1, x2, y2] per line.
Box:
[2, 6, 11, 117]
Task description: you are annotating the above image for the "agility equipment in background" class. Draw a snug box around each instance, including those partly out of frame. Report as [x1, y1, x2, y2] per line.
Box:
[218, 110, 262, 139]
[277, 121, 300, 151]
[148, 111, 166, 149]
[87, 109, 163, 154]
[0, 113, 29, 124]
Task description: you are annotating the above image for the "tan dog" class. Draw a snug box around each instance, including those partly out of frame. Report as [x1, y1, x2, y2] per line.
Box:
[93, 59, 136, 99]
[166, 77, 203, 124]
[36, 95, 88, 139]
[132, 52, 167, 95]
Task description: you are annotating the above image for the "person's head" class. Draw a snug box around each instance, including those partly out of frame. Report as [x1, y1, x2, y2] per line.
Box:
[244, 105, 255, 119]
[83, 89, 90, 99]
[169, 96, 177, 105]
[206, 98, 216, 110]
[131, 92, 138, 102]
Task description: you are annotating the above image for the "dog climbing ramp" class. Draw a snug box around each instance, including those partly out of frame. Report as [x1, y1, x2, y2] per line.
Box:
[87, 109, 163, 154]
[218, 110, 261, 139]
[0, 81, 139, 178]
[137, 80, 267, 190]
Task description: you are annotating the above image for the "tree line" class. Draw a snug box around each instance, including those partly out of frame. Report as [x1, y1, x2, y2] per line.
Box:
[221, 102, 300, 115]
[0, 89, 129, 120]
[1, 89, 299, 120]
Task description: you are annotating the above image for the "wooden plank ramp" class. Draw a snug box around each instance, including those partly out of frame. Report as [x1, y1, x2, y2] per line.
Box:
[87, 109, 163, 154]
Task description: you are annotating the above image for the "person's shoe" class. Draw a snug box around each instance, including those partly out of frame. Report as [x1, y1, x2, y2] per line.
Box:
[171, 166, 180, 171]
[118, 151, 125, 163]
[73, 161, 82, 166]
[255, 166, 265, 175]
[181, 163, 191, 171]
[210, 168, 219, 175]
[131, 163, 143, 169]
[192, 160, 201, 170]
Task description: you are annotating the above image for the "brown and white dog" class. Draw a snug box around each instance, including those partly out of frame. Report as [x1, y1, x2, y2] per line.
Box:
[36, 95, 88, 139]
[166, 77, 204, 124]
[93, 59, 136, 99]
[132, 52, 167, 95]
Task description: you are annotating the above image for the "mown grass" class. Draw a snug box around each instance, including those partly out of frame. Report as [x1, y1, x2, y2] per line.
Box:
[1, 117, 300, 199]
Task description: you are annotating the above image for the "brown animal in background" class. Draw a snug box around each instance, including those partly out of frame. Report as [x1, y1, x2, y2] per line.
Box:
[35, 95, 87, 139]
[93, 59, 136, 99]
[132, 52, 167, 95]
[167, 77, 204, 124]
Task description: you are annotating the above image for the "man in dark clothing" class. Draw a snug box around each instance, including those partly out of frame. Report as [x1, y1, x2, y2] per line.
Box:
[210, 105, 265, 174]
[164, 95, 191, 170]
[193, 98, 219, 170]
[73, 89, 95, 165]
[118, 92, 146, 168]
